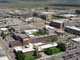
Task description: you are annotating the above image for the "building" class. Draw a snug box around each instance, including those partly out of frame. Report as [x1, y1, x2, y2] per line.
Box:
[39, 12, 55, 20]
[9, 28, 57, 47]
[14, 42, 57, 54]
[72, 38, 80, 43]
[72, 37, 80, 47]
[49, 19, 66, 30]
[34, 11, 56, 20]
[64, 26, 80, 36]
[60, 14, 77, 18]
[9, 32, 31, 47]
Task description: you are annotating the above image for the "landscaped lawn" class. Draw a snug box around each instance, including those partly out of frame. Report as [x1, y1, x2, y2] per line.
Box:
[51, 48, 62, 54]
[16, 51, 38, 60]
[44, 47, 63, 55]
[32, 30, 48, 35]
[24, 54, 37, 60]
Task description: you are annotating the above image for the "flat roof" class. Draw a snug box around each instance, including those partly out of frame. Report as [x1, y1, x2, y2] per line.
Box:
[61, 14, 77, 17]
[38, 43, 58, 51]
[45, 25, 55, 29]
[40, 12, 55, 15]
[14, 46, 34, 53]
[52, 19, 68, 24]
[66, 26, 80, 31]
[72, 37, 80, 42]
[22, 48, 34, 53]
[33, 42, 44, 46]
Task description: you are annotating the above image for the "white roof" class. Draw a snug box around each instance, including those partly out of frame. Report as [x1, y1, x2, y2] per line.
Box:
[14, 46, 34, 53]
[72, 38, 80, 42]
[25, 17, 33, 22]
[52, 19, 66, 24]
[45, 25, 55, 29]
[24, 29, 38, 34]
[22, 48, 34, 53]
[38, 43, 58, 51]
[0, 56, 9, 60]
[14, 46, 22, 51]
[40, 12, 55, 15]
[34, 42, 44, 46]
[61, 14, 77, 17]
[24, 29, 38, 37]
[14, 43, 58, 52]
[0, 28, 8, 31]
[29, 35, 35, 37]
[66, 26, 80, 31]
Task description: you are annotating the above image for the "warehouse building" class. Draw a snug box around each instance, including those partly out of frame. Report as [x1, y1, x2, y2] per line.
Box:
[64, 26, 80, 36]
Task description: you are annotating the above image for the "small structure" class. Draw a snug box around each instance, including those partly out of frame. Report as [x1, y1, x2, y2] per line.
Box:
[0, 28, 8, 31]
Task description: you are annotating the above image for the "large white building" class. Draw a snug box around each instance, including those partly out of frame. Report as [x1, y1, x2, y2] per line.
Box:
[65, 26, 80, 36]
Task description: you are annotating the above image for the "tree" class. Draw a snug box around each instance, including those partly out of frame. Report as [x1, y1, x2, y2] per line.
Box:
[57, 42, 66, 51]
[1, 31, 6, 39]
[33, 13, 38, 17]
[51, 36, 58, 42]
[8, 26, 15, 33]
[45, 7, 49, 11]
[75, 10, 80, 15]
[16, 51, 25, 60]
[44, 48, 52, 55]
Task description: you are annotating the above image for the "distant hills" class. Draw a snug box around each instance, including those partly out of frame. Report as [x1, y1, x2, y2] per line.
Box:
[0, 0, 80, 4]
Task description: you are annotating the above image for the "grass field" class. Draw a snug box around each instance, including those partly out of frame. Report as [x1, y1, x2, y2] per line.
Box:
[44, 47, 63, 55]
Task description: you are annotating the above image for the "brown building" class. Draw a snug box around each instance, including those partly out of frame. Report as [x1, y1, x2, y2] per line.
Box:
[49, 20, 65, 30]
[9, 32, 56, 47]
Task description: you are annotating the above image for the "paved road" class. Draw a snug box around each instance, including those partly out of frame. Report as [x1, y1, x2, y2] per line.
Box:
[0, 37, 16, 60]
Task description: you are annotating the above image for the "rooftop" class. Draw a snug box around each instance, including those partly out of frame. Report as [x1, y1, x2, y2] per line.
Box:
[52, 19, 68, 24]
[66, 26, 80, 31]
[14, 42, 58, 53]
[40, 11, 56, 15]
[72, 37, 80, 42]
[60, 14, 77, 17]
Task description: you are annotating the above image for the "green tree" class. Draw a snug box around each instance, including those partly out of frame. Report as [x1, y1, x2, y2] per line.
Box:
[16, 51, 25, 60]
[51, 36, 58, 42]
[1, 31, 6, 39]
[57, 42, 66, 51]
[44, 48, 52, 55]
[45, 7, 49, 11]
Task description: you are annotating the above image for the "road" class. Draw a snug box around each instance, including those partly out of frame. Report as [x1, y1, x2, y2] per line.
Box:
[0, 36, 16, 60]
